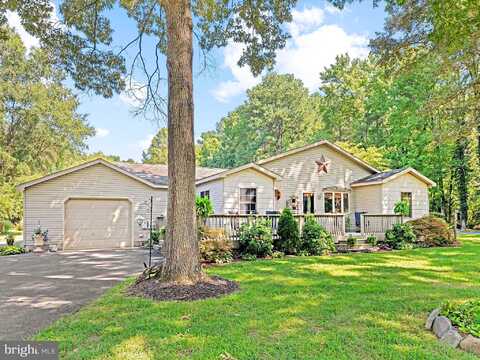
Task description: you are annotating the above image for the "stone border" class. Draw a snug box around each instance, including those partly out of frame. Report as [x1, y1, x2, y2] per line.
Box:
[426, 308, 480, 355]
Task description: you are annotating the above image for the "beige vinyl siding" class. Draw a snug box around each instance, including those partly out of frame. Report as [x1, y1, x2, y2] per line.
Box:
[196, 179, 224, 214]
[223, 169, 274, 214]
[353, 185, 383, 214]
[261, 144, 374, 213]
[381, 173, 429, 219]
[24, 163, 168, 249]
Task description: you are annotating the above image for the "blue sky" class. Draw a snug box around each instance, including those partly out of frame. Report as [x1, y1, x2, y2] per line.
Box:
[8, 1, 386, 161]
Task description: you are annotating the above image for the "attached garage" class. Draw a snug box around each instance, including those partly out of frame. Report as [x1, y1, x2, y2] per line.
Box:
[64, 199, 132, 250]
[17, 158, 222, 251]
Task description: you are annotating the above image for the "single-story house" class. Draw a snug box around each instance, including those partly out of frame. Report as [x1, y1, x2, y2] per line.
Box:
[17, 140, 435, 250]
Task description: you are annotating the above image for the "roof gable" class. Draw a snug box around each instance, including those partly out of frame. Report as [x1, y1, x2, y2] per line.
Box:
[256, 140, 379, 173]
[196, 163, 281, 185]
[351, 167, 436, 187]
[16, 159, 168, 191]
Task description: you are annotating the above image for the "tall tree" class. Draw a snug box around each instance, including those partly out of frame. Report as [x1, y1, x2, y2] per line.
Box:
[0, 30, 94, 222]
[197, 73, 320, 168]
[1, 0, 299, 283]
[143, 128, 168, 164]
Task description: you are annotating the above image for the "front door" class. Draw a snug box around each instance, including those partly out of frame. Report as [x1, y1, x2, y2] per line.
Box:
[303, 192, 315, 214]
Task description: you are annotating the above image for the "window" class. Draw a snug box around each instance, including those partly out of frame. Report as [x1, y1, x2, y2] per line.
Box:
[324, 192, 350, 214]
[324, 193, 333, 213]
[343, 193, 349, 213]
[401, 192, 412, 217]
[303, 192, 315, 214]
[200, 190, 210, 199]
[240, 188, 256, 214]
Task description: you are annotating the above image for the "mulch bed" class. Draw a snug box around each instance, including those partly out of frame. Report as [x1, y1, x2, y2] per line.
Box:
[126, 275, 239, 301]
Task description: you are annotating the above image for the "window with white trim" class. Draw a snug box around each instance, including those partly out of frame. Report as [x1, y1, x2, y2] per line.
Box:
[324, 192, 349, 213]
[200, 190, 210, 199]
[240, 188, 256, 214]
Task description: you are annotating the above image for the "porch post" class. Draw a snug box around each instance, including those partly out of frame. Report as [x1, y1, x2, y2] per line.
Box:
[360, 214, 365, 236]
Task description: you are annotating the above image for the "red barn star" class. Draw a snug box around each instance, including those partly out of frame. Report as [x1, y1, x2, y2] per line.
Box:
[316, 155, 330, 174]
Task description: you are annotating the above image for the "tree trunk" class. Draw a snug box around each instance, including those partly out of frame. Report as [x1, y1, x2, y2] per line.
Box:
[162, 0, 201, 283]
[454, 136, 469, 230]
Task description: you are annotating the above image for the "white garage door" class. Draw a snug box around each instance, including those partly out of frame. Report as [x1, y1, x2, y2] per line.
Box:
[64, 199, 131, 250]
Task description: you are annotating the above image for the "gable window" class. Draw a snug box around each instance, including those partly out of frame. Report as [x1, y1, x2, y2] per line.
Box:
[401, 192, 413, 217]
[200, 190, 210, 199]
[324, 192, 349, 214]
[303, 192, 315, 214]
[240, 188, 256, 214]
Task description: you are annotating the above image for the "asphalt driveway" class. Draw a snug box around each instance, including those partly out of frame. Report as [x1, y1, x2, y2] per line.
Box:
[0, 249, 161, 340]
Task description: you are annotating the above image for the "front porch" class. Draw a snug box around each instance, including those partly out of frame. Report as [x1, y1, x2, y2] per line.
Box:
[205, 213, 404, 245]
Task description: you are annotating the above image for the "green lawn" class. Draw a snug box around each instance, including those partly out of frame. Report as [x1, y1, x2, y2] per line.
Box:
[36, 235, 480, 359]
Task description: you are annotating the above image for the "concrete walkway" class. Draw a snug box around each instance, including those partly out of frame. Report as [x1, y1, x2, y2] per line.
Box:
[0, 249, 161, 340]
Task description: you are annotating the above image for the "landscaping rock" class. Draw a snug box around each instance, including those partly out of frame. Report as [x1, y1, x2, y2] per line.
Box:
[440, 329, 463, 348]
[460, 335, 480, 355]
[433, 316, 452, 338]
[425, 308, 441, 330]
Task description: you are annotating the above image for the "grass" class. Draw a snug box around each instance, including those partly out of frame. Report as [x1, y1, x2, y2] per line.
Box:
[36, 235, 480, 359]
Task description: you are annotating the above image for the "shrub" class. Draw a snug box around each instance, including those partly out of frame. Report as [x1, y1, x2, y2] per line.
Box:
[406, 216, 454, 247]
[276, 208, 300, 254]
[196, 196, 213, 222]
[0, 245, 25, 256]
[199, 227, 233, 264]
[301, 216, 335, 255]
[6, 233, 15, 246]
[394, 200, 410, 217]
[238, 219, 273, 258]
[241, 253, 257, 261]
[442, 300, 480, 337]
[272, 251, 284, 258]
[346, 236, 356, 248]
[384, 223, 416, 249]
[366, 235, 378, 246]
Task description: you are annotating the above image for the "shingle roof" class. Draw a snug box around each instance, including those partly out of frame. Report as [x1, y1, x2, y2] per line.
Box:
[351, 168, 405, 185]
[115, 163, 224, 186]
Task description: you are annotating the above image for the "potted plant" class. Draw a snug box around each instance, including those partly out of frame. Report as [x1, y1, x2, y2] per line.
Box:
[32, 226, 48, 253]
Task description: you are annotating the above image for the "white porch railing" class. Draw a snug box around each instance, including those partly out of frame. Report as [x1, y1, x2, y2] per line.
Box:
[205, 214, 345, 241]
[361, 214, 403, 235]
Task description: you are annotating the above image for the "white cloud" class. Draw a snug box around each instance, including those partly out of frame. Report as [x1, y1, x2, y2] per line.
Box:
[6, 11, 40, 50]
[119, 78, 148, 107]
[212, 5, 369, 101]
[138, 133, 155, 151]
[211, 43, 260, 103]
[325, 4, 342, 15]
[288, 7, 324, 36]
[95, 128, 110, 138]
[276, 24, 368, 91]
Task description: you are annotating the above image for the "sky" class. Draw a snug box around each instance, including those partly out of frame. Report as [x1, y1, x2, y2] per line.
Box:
[7, 1, 387, 162]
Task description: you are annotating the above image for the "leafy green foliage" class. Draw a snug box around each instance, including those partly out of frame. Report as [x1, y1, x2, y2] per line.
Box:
[301, 216, 335, 255]
[199, 228, 233, 264]
[195, 196, 213, 221]
[384, 223, 417, 250]
[276, 208, 300, 254]
[238, 219, 273, 258]
[142, 128, 168, 165]
[394, 200, 410, 217]
[366, 235, 378, 247]
[442, 300, 480, 338]
[346, 236, 356, 248]
[407, 216, 454, 247]
[197, 73, 319, 168]
[0, 245, 25, 256]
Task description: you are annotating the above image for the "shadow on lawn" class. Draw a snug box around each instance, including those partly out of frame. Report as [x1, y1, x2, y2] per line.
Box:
[35, 238, 480, 360]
